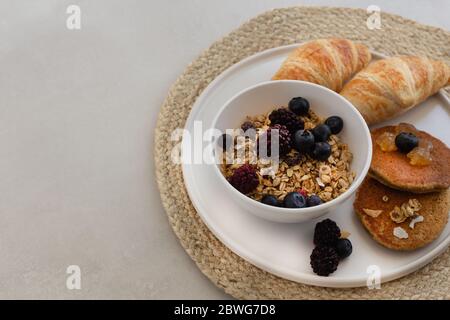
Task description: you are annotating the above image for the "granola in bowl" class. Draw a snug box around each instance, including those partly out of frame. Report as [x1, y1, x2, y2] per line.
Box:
[219, 97, 355, 208]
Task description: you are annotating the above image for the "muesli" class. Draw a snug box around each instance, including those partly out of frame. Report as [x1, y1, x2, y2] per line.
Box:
[218, 97, 355, 208]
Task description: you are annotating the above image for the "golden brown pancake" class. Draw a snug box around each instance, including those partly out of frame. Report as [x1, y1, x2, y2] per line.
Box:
[354, 177, 449, 251]
[370, 123, 450, 193]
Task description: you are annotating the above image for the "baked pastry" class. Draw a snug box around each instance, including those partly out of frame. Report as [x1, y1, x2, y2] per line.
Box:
[370, 123, 450, 193]
[354, 177, 449, 251]
[272, 38, 371, 92]
[340, 56, 450, 125]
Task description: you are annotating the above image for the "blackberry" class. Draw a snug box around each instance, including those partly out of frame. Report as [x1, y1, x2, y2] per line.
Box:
[269, 108, 304, 134]
[228, 164, 259, 194]
[313, 219, 341, 246]
[241, 121, 256, 133]
[310, 246, 340, 276]
[257, 124, 292, 157]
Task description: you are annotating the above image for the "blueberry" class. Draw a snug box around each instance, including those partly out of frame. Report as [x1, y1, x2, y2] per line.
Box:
[288, 97, 310, 116]
[335, 238, 353, 259]
[395, 132, 419, 153]
[293, 130, 315, 154]
[261, 195, 280, 207]
[307, 194, 323, 207]
[312, 124, 331, 142]
[311, 142, 331, 161]
[283, 192, 307, 208]
[218, 133, 233, 150]
[325, 116, 344, 134]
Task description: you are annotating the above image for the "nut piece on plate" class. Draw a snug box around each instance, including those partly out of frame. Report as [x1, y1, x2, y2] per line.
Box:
[362, 208, 382, 218]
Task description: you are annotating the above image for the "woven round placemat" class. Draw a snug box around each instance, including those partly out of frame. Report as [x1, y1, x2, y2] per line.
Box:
[155, 7, 450, 299]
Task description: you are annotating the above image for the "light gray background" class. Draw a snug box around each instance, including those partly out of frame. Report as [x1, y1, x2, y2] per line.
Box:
[0, 0, 448, 299]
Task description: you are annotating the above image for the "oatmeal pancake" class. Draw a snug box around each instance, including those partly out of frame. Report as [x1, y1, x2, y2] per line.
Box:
[370, 123, 450, 193]
[354, 177, 450, 251]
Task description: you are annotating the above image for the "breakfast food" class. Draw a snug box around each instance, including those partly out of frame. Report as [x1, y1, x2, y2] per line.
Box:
[310, 246, 340, 276]
[340, 56, 450, 125]
[310, 219, 353, 276]
[272, 38, 371, 92]
[355, 123, 449, 251]
[228, 164, 259, 194]
[370, 123, 450, 193]
[258, 124, 292, 157]
[314, 218, 341, 246]
[219, 97, 355, 207]
[335, 238, 353, 259]
[269, 108, 304, 133]
[354, 177, 450, 250]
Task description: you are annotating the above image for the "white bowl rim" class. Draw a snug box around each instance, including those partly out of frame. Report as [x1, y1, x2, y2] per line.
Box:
[210, 80, 373, 216]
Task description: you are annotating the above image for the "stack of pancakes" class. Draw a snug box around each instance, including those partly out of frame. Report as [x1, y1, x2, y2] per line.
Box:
[354, 124, 450, 250]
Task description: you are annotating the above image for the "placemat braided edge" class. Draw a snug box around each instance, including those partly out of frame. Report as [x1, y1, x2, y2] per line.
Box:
[155, 7, 450, 299]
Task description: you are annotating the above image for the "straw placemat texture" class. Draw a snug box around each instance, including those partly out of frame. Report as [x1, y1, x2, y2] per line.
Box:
[155, 7, 450, 299]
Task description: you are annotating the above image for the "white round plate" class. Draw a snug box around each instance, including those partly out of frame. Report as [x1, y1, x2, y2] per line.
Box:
[181, 44, 450, 288]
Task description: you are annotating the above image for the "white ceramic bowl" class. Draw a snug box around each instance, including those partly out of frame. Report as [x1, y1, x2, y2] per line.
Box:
[211, 80, 372, 223]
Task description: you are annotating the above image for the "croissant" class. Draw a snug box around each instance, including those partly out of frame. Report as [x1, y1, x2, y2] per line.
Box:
[340, 56, 450, 125]
[272, 38, 371, 92]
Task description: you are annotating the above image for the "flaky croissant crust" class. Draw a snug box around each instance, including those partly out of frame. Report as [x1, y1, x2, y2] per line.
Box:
[272, 38, 372, 92]
[340, 56, 450, 125]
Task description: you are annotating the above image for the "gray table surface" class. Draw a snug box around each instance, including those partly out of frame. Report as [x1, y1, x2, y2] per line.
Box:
[0, 0, 448, 299]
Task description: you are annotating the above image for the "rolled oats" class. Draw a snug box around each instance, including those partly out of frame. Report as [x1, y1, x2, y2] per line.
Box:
[286, 169, 294, 177]
[316, 177, 325, 187]
[321, 174, 331, 184]
[221, 110, 355, 202]
[301, 174, 311, 181]
[272, 177, 281, 187]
